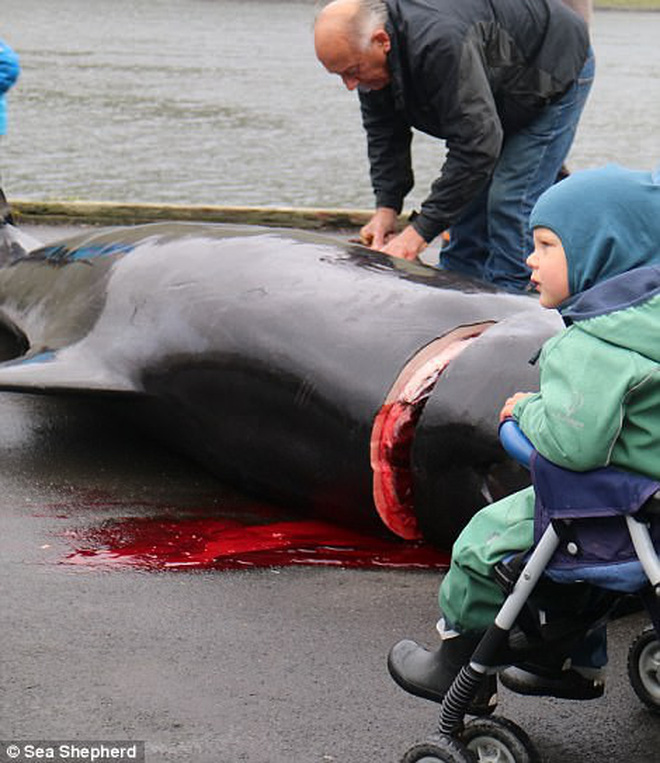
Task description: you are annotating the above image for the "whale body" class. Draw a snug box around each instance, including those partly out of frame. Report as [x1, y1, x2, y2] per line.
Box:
[0, 222, 561, 546]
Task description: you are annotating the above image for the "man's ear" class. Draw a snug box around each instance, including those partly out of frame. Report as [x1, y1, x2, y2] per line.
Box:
[372, 29, 391, 53]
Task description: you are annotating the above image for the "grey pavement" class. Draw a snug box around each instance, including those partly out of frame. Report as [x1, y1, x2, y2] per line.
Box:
[0, 225, 658, 762]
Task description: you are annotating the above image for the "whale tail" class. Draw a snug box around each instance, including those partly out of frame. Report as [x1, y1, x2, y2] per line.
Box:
[0, 186, 14, 226]
[0, 187, 43, 262]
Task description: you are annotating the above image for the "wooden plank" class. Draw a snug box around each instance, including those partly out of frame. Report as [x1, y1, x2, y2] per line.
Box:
[9, 199, 383, 231]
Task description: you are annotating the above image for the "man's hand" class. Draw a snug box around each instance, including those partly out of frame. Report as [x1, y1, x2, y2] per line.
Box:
[499, 392, 534, 423]
[360, 207, 399, 249]
[360, 209, 427, 261]
[380, 224, 427, 261]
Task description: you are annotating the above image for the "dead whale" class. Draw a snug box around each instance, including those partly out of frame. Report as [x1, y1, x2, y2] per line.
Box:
[0, 222, 561, 545]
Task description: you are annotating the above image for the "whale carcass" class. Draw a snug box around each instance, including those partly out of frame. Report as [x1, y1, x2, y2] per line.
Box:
[0, 222, 561, 545]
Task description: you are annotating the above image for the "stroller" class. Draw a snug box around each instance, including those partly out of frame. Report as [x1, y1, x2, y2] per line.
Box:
[398, 419, 660, 762]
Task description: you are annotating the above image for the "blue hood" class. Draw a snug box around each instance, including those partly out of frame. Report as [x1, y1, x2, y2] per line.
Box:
[529, 164, 660, 306]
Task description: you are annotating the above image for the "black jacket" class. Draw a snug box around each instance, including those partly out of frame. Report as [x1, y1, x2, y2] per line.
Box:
[359, 0, 590, 241]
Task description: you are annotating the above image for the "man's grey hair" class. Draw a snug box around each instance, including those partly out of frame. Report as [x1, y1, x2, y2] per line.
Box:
[353, 0, 389, 49]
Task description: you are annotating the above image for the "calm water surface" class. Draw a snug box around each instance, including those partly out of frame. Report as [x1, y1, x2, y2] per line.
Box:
[1, 1, 659, 209]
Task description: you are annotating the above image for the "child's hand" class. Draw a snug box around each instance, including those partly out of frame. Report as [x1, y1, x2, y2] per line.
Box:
[499, 392, 534, 422]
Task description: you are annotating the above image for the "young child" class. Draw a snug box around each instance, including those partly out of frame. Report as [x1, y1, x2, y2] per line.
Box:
[388, 163, 660, 706]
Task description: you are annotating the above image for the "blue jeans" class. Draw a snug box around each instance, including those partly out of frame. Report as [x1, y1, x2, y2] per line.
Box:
[440, 49, 595, 291]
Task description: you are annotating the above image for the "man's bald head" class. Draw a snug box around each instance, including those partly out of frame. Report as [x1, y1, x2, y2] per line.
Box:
[314, 0, 391, 92]
[315, 1, 364, 63]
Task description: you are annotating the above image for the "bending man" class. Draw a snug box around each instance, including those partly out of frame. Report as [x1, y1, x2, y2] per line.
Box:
[314, 0, 593, 291]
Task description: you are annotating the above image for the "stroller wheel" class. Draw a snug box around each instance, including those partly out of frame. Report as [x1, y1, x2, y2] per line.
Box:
[627, 626, 660, 713]
[461, 716, 540, 763]
[400, 734, 476, 763]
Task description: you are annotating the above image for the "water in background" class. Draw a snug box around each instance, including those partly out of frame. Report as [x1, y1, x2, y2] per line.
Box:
[1, 1, 659, 210]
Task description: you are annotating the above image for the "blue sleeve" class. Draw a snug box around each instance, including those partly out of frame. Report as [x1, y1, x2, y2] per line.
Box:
[0, 40, 21, 94]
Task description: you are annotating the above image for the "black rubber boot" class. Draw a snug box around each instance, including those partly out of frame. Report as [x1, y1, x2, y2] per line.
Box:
[387, 635, 488, 706]
[499, 663, 604, 700]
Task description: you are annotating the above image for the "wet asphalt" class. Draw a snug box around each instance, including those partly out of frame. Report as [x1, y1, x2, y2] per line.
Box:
[1, 225, 659, 763]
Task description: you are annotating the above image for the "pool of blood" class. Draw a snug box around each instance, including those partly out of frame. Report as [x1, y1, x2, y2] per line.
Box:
[63, 515, 450, 571]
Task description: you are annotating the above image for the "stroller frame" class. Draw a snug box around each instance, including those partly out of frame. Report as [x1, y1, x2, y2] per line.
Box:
[399, 423, 660, 763]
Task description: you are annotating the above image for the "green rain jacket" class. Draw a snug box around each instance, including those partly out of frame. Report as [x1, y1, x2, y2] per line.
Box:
[515, 268, 660, 480]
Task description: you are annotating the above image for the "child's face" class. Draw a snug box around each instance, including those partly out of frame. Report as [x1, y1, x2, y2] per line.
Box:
[526, 227, 570, 308]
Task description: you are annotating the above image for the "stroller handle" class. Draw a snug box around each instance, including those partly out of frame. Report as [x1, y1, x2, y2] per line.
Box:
[498, 419, 535, 468]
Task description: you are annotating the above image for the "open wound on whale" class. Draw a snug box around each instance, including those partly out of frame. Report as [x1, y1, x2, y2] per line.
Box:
[371, 322, 494, 540]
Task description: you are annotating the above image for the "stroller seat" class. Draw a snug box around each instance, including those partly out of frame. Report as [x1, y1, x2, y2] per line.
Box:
[529, 446, 660, 595]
